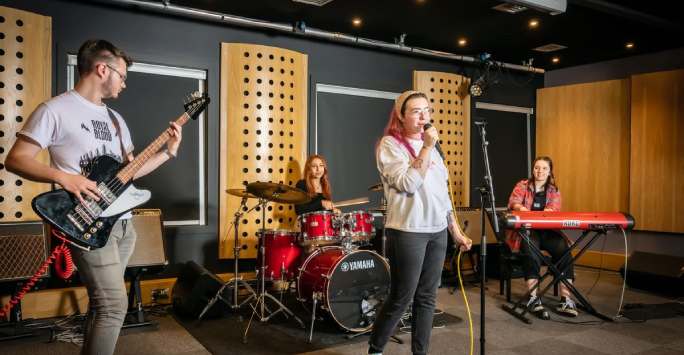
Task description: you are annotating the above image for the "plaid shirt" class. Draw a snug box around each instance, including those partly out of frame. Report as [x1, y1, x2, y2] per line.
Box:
[506, 179, 563, 251]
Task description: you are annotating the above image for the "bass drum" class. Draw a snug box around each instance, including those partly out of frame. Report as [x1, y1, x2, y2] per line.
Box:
[297, 247, 390, 332]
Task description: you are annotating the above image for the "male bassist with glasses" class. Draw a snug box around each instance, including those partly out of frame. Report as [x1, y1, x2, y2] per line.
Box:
[5, 39, 183, 355]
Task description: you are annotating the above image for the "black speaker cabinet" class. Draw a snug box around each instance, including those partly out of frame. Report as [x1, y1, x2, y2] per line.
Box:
[622, 251, 684, 296]
[128, 209, 167, 268]
[172, 261, 227, 318]
[0, 223, 49, 282]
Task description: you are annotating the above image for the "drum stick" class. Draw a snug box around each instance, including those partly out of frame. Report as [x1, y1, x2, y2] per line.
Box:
[333, 197, 370, 208]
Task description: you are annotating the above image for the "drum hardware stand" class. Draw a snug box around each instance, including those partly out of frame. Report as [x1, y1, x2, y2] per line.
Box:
[243, 197, 305, 343]
[199, 196, 257, 320]
[307, 291, 322, 343]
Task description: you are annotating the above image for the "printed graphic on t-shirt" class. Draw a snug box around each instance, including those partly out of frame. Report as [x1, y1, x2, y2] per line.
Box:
[80, 123, 91, 133]
[78, 144, 122, 175]
[91, 120, 113, 142]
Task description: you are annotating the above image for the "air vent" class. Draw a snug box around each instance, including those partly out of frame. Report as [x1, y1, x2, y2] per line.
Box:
[533, 43, 567, 52]
[492, 3, 528, 14]
[292, 0, 334, 6]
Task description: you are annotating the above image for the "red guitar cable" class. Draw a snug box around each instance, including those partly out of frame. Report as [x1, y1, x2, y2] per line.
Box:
[0, 229, 75, 319]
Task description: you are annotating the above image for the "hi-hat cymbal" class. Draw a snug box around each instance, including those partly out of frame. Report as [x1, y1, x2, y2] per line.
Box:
[225, 189, 258, 199]
[368, 182, 383, 192]
[246, 181, 312, 204]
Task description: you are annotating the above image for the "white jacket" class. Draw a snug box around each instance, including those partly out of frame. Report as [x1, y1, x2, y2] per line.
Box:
[376, 136, 452, 233]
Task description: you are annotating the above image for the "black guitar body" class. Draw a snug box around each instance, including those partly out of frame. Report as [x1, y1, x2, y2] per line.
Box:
[32, 155, 130, 250]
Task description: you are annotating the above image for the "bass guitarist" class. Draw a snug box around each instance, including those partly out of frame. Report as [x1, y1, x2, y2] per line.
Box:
[5, 39, 182, 355]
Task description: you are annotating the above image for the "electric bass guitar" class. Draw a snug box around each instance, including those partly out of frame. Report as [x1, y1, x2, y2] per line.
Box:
[32, 92, 210, 250]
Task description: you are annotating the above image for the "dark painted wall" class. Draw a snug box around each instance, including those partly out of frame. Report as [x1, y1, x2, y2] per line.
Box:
[2, 0, 543, 275]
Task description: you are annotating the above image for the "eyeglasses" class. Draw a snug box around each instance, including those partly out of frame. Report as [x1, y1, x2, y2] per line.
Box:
[407, 107, 434, 117]
[105, 64, 127, 83]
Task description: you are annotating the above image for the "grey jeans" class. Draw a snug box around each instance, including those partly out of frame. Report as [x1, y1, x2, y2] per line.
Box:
[71, 219, 137, 355]
[369, 228, 447, 355]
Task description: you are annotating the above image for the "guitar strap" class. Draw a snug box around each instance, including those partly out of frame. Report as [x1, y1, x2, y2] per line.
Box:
[106, 108, 130, 164]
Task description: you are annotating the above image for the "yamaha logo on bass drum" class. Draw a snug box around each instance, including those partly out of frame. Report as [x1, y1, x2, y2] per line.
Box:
[340, 259, 376, 272]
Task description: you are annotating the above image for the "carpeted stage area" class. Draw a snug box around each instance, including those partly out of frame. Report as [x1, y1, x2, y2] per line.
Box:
[2, 267, 684, 355]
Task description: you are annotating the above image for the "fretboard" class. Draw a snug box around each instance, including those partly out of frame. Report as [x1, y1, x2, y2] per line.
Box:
[116, 112, 190, 183]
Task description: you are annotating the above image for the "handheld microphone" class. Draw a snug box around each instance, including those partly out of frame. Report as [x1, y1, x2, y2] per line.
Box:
[423, 123, 445, 160]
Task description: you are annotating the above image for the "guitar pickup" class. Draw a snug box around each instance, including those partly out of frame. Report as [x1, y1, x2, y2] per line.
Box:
[97, 183, 116, 205]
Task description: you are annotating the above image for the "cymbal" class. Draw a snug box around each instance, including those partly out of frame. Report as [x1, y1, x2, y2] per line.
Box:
[368, 182, 383, 192]
[225, 189, 258, 199]
[246, 181, 312, 204]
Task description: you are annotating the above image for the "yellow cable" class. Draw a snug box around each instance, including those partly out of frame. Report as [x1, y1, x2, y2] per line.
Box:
[456, 250, 474, 355]
[447, 169, 473, 355]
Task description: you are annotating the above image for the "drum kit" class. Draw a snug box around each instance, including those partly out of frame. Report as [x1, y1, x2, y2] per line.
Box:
[210, 181, 390, 343]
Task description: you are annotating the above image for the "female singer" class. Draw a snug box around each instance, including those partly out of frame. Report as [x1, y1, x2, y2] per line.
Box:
[368, 90, 472, 355]
[294, 155, 340, 215]
[507, 156, 578, 317]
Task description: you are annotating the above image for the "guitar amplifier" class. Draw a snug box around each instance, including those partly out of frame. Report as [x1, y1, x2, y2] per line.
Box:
[455, 208, 498, 245]
[128, 209, 168, 268]
[0, 223, 50, 282]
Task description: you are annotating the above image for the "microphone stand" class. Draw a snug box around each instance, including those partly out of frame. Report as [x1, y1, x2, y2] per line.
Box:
[475, 120, 499, 355]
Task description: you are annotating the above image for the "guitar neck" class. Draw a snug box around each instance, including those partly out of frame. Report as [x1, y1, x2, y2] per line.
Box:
[115, 112, 190, 183]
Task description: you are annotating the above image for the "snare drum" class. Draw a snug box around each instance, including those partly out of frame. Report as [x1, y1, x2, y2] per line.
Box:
[259, 229, 301, 282]
[298, 211, 340, 246]
[297, 246, 390, 332]
[340, 210, 375, 245]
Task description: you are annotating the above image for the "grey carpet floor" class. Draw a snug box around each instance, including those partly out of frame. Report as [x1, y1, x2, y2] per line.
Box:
[1, 267, 682, 355]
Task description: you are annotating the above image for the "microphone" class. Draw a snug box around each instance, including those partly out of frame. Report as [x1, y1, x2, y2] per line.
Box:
[423, 123, 445, 160]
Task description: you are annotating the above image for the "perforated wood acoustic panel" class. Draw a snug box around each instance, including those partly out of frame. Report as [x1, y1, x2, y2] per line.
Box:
[219, 43, 308, 259]
[0, 6, 51, 222]
[414, 71, 471, 207]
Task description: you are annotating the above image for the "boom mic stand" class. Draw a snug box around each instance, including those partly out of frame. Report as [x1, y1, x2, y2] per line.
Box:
[475, 120, 500, 355]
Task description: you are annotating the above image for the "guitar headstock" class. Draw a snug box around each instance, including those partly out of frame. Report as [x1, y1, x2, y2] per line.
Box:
[183, 91, 210, 120]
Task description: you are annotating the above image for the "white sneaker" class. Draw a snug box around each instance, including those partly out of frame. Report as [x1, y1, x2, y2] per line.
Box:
[556, 297, 579, 317]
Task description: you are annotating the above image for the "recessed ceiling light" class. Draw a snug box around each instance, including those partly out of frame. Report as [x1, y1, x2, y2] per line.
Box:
[458, 38, 468, 47]
[529, 19, 539, 28]
[352, 17, 362, 27]
[552, 56, 560, 64]
[626, 42, 635, 49]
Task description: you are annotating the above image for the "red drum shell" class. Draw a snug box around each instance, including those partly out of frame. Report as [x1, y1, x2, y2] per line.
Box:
[297, 246, 390, 331]
[340, 210, 375, 245]
[259, 230, 301, 281]
[298, 211, 340, 246]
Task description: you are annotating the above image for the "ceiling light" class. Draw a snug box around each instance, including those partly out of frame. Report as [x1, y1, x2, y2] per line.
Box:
[552, 56, 560, 64]
[626, 42, 635, 49]
[352, 17, 362, 27]
[458, 38, 468, 47]
[528, 19, 539, 28]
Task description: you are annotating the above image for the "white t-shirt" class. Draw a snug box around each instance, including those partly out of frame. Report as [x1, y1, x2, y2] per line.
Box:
[19, 90, 134, 174]
[19, 90, 135, 219]
[376, 136, 452, 233]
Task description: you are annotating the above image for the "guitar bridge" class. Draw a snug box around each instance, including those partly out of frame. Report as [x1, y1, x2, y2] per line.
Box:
[67, 212, 86, 232]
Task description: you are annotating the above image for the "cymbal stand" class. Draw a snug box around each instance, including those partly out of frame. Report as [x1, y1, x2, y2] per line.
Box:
[243, 197, 304, 343]
[199, 196, 257, 319]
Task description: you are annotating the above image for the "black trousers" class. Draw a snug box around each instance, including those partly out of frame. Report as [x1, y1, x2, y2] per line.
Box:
[369, 228, 447, 355]
[520, 230, 575, 281]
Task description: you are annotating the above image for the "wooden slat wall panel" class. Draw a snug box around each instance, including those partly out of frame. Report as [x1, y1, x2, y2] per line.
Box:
[0, 6, 51, 222]
[630, 69, 684, 232]
[536, 79, 630, 212]
[219, 43, 307, 259]
[413, 71, 471, 206]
